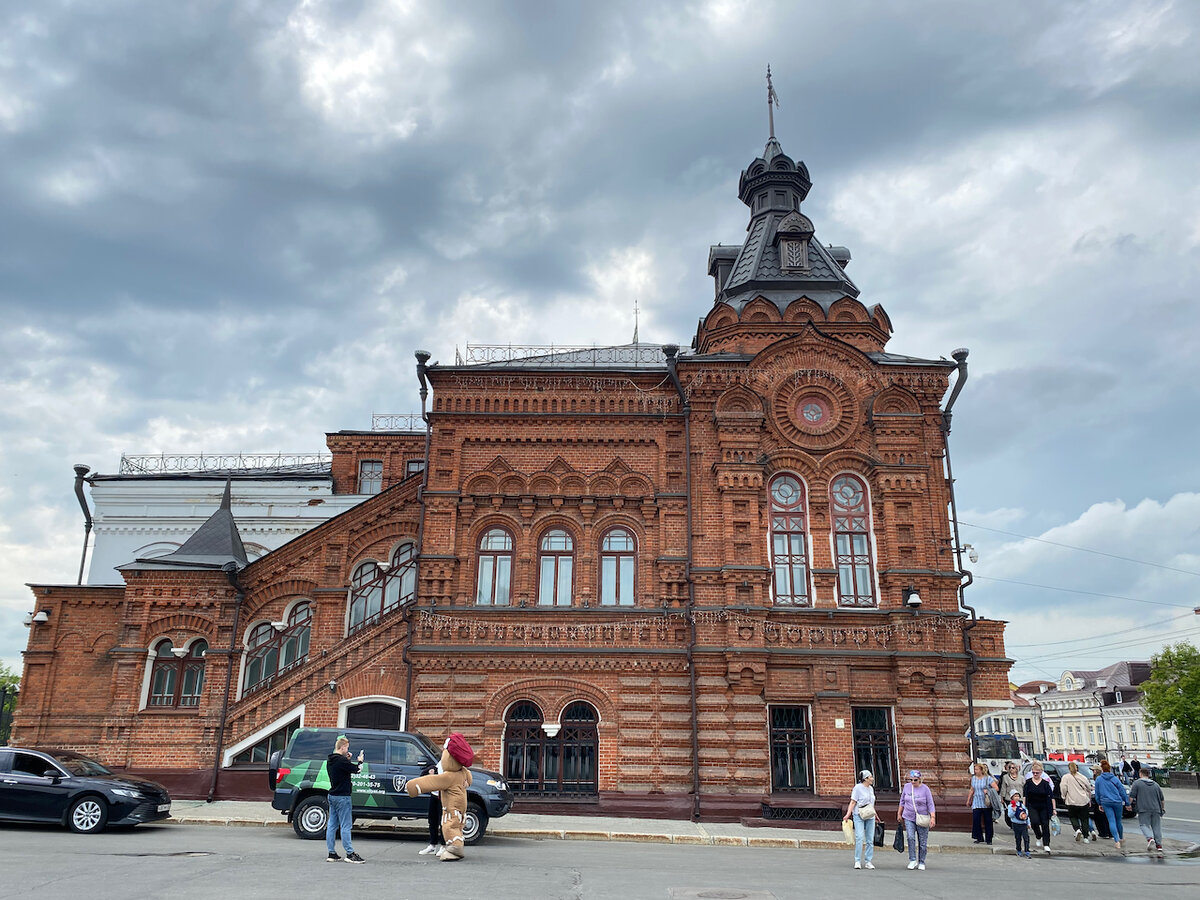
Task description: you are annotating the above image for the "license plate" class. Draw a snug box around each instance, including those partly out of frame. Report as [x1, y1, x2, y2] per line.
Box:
[157, 804, 170, 812]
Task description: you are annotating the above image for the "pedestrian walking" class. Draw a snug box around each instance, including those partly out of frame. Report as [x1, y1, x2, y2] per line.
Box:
[1008, 788, 1031, 858]
[1023, 762, 1056, 854]
[897, 769, 936, 871]
[968, 762, 998, 845]
[1130, 756, 1141, 779]
[1094, 759, 1132, 850]
[417, 757, 443, 856]
[842, 770, 877, 870]
[325, 736, 366, 864]
[1060, 761, 1093, 843]
[1120, 756, 1133, 783]
[1128, 768, 1165, 855]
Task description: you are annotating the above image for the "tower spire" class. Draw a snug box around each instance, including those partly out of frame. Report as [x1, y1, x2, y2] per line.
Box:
[766, 64, 779, 140]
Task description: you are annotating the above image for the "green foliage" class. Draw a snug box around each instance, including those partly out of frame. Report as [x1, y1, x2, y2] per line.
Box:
[1141, 642, 1200, 770]
[0, 662, 19, 690]
[0, 661, 18, 744]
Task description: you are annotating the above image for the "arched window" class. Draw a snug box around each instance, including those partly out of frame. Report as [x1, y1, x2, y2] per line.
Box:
[558, 702, 599, 796]
[830, 474, 876, 607]
[504, 701, 545, 793]
[503, 700, 599, 798]
[349, 561, 383, 632]
[244, 602, 312, 694]
[350, 543, 417, 635]
[148, 639, 207, 708]
[476, 528, 514, 605]
[599, 527, 636, 606]
[769, 474, 811, 605]
[538, 529, 574, 606]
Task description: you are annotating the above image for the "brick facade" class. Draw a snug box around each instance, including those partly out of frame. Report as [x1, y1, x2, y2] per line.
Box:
[13, 137, 1010, 821]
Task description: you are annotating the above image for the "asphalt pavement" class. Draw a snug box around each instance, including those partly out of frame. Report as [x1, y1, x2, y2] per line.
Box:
[2, 820, 1198, 900]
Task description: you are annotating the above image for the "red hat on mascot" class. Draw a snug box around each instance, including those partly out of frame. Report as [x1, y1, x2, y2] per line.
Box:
[445, 732, 474, 767]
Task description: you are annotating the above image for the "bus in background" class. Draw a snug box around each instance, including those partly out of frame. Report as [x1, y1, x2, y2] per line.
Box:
[975, 733, 1025, 777]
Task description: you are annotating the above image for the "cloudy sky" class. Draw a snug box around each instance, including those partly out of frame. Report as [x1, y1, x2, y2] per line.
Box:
[2, 0, 1199, 686]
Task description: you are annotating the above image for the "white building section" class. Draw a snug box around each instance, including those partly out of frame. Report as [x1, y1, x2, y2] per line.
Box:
[84, 456, 367, 584]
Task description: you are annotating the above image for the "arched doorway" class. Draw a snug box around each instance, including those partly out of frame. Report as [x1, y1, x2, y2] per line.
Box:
[503, 699, 599, 798]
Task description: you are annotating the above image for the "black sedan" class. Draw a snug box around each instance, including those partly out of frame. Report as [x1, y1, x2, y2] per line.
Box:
[0, 747, 171, 833]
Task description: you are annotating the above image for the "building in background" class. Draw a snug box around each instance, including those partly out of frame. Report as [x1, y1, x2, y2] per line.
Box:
[974, 684, 1044, 758]
[1033, 663, 1175, 766]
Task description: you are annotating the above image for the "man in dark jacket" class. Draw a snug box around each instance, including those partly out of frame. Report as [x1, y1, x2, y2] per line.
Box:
[326, 736, 366, 863]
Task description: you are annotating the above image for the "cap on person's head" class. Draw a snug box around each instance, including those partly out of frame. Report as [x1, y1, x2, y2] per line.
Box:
[909, 769, 921, 779]
[445, 732, 474, 767]
[1010, 788, 1021, 797]
[860, 769, 872, 781]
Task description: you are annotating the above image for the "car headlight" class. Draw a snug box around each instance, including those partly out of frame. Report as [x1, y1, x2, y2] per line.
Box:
[111, 789, 145, 799]
[486, 779, 508, 791]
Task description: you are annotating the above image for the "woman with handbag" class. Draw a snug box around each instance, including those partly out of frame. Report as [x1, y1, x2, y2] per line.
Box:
[842, 770, 877, 870]
[967, 762, 999, 845]
[897, 769, 936, 871]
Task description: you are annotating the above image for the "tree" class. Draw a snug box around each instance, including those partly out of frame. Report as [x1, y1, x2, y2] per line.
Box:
[0, 661, 18, 744]
[1141, 642, 1200, 770]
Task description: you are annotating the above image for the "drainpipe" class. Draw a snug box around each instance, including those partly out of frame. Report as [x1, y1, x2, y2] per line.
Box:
[405, 351, 433, 720]
[208, 562, 246, 802]
[73, 464, 92, 585]
[940, 348, 979, 763]
[664, 344, 701, 821]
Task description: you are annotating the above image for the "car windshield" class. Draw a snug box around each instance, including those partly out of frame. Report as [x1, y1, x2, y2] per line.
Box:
[413, 732, 438, 758]
[52, 753, 113, 777]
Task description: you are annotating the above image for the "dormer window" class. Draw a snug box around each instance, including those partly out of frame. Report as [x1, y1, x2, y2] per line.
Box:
[775, 211, 815, 273]
[780, 238, 809, 270]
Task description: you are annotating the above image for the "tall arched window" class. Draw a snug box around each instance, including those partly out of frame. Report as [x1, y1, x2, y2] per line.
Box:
[476, 528, 514, 605]
[599, 527, 636, 606]
[244, 602, 312, 693]
[148, 639, 207, 708]
[348, 561, 383, 631]
[385, 541, 418, 608]
[769, 474, 811, 605]
[504, 701, 545, 793]
[830, 474, 876, 607]
[538, 529, 574, 606]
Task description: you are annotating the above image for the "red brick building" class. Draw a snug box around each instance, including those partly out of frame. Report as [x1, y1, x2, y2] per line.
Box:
[13, 131, 1009, 821]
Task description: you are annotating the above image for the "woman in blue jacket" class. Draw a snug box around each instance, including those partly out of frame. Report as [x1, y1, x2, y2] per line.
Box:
[1094, 759, 1132, 849]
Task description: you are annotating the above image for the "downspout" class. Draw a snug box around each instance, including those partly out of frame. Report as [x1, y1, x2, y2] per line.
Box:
[73, 464, 92, 585]
[664, 345, 702, 821]
[405, 350, 433, 720]
[941, 348, 979, 763]
[208, 562, 246, 802]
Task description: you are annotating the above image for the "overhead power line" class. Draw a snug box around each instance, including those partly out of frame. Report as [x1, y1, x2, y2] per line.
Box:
[973, 575, 1193, 609]
[960, 521, 1200, 578]
[1011, 626, 1200, 666]
[1007, 611, 1196, 649]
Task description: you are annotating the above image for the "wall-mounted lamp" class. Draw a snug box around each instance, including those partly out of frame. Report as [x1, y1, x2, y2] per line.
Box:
[902, 586, 922, 613]
[328, 679, 338, 693]
[31, 610, 50, 624]
[171, 647, 189, 658]
[377, 561, 391, 573]
[271, 621, 288, 632]
[963, 543, 979, 564]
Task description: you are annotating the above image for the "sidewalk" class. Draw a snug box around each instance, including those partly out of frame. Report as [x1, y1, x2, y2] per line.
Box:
[167, 801, 1196, 857]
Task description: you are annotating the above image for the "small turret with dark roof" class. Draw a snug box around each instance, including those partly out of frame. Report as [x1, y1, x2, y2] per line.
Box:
[120, 478, 248, 572]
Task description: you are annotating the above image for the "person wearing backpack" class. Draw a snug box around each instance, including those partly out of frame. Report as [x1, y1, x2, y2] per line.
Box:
[842, 770, 877, 870]
[1094, 759, 1132, 849]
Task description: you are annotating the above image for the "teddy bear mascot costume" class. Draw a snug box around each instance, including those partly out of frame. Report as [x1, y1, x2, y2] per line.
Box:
[406, 732, 474, 860]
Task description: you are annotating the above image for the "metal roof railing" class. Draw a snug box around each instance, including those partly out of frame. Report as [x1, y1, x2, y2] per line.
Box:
[118, 453, 332, 475]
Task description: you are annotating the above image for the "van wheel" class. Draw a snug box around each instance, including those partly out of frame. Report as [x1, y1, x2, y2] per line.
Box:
[462, 801, 488, 845]
[67, 796, 109, 834]
[293, 795, 329, 839]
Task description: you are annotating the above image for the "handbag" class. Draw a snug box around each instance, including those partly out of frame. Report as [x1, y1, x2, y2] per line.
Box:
[908, 784, 932, 829]
[893, 824, 905, 853]
[842, 819, 855, 845]
[858, 803, 876, 820]
[873, 822, 886, 847]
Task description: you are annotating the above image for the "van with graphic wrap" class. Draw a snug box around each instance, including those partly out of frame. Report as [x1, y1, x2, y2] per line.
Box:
[268, 727, 513, 844]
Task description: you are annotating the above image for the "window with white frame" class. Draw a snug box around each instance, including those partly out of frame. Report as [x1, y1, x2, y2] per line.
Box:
[358, 459, 383, 494]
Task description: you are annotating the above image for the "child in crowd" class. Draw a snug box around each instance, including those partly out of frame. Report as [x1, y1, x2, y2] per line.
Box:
[1009, 788, 1031, 858]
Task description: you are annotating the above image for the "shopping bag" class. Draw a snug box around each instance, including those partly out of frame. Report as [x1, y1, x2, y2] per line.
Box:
[893, 824, 905, 853]
[842, 820, 855, 844]
[874, 823, 886, 847]
[1050, 815, 1061, 837]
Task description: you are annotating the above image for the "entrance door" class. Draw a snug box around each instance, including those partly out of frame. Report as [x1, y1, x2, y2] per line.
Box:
[346, 702, 402, 731]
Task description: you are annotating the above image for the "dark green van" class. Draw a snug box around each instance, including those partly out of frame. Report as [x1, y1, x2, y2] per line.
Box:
[268, 727, 513, 844]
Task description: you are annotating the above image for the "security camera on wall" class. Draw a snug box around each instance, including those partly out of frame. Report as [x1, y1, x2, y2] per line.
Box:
[903, 587, 922, 610]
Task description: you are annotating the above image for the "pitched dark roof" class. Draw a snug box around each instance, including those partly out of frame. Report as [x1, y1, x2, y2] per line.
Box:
[120, 479, 247, 572]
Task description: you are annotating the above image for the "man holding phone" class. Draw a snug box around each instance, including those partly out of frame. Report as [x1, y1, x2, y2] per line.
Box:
[326, 735, 366, 863]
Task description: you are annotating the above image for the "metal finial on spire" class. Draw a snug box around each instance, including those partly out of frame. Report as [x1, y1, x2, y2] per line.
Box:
[766, 64, 780, 140]
[632, 298, 640, 344]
